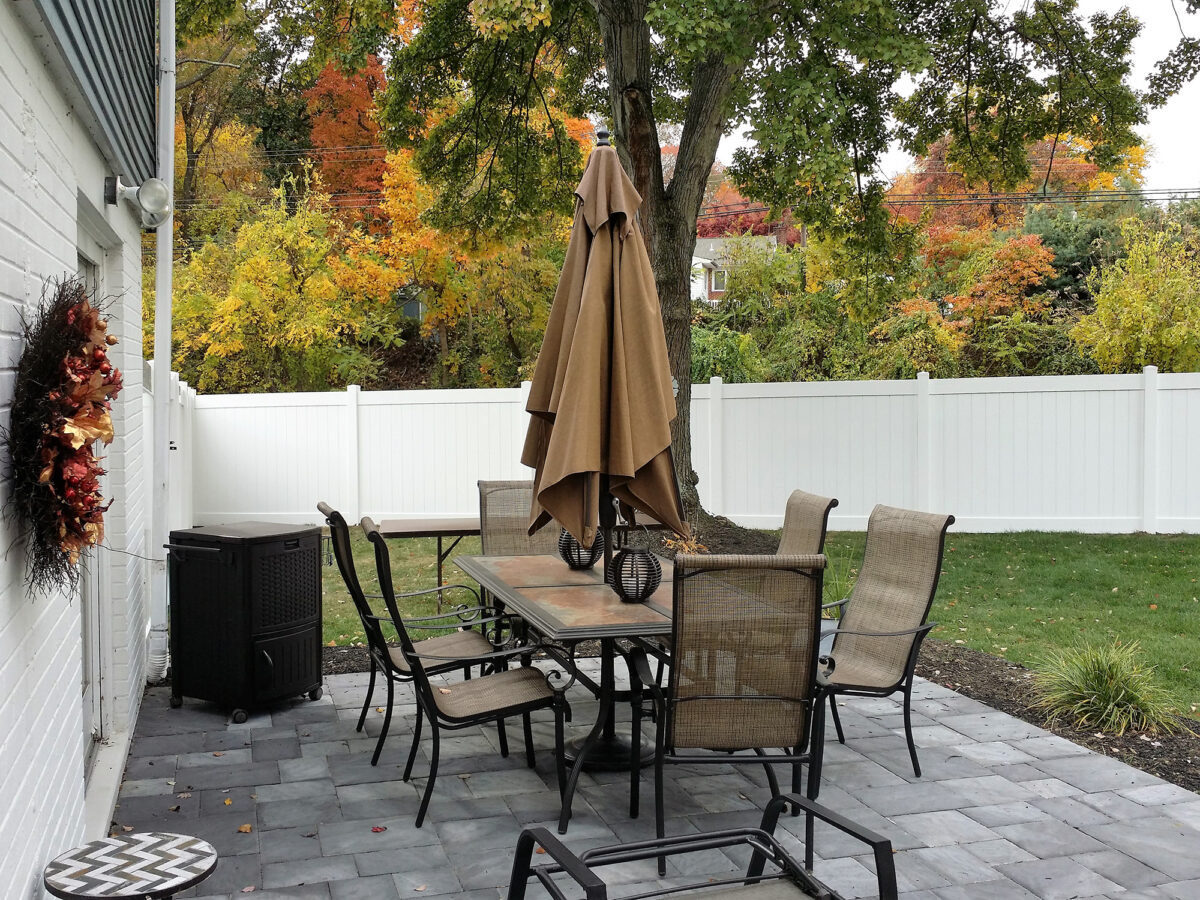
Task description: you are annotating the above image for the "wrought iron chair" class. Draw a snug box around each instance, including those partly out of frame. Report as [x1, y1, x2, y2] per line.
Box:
[819, 504, 954, 778]
[478, 480, 560, 556]
[508, 792, 897, 900]
[363, 516, 571, 827]
[627, 553, 828, 874]
[319, 502, 511, 766]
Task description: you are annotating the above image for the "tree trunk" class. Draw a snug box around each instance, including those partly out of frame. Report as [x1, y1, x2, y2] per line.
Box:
[596, 0, 747, 523]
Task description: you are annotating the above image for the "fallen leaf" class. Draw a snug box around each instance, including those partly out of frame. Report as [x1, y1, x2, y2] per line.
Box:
[328, 640, 337, 646]
[168, 805, 180, 812]
[224, 798, 233, 806]
[371, 826, 387, 833]
[213, 752, 224, 757]
[241, 887, 256, 893]
[122, 826, 133, 832]
[1149, 604, 1158, 610]
[176, 792, 192, 799]
[534, 847, 546, 854]
[376, 707, 384, 713]
[415, 886, 427, 892]
[237, 824, 253, 833]
[301, 832, 317, 838]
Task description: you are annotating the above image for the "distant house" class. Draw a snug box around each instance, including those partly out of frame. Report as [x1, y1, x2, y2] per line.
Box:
[2, 1, 156, 893]
[691, 235, 778, 302]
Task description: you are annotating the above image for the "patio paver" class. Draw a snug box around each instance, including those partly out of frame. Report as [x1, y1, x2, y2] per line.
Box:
[109, 661, 1200, 899]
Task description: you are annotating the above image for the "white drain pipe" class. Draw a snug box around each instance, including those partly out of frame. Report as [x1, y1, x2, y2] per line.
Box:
[147, 0, 176, 682]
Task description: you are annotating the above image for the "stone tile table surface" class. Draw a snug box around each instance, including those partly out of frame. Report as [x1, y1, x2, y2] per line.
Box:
[111, 661, 1200, 900]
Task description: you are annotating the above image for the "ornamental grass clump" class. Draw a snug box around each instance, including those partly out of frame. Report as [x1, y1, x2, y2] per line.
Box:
[1033, 641, 1179, 736]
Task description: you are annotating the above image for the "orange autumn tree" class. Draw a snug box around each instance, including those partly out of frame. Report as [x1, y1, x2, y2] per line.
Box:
[306, 56, 388, 225]
[887, 135, 1145, 229]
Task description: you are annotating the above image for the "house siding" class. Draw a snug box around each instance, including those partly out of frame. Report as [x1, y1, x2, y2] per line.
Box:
[0, 3, 149, 896]
[23, 0, 156, 183]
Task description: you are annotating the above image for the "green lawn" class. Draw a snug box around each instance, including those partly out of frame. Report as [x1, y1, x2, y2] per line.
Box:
[323, 529, 1200, 716]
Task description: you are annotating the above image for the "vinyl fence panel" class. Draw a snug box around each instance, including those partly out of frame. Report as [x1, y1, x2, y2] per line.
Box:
[179, 367, 1200, 533]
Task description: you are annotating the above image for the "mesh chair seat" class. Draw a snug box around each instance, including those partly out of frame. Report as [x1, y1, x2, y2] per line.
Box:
[389, 630, 494, 675]
[434, 665, 553, 720]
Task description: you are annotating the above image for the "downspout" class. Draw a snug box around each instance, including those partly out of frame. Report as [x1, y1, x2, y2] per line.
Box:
[147, 0, 176, 681]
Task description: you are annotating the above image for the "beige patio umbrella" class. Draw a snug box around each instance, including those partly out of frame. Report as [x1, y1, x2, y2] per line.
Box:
[521, 130, 688, 552]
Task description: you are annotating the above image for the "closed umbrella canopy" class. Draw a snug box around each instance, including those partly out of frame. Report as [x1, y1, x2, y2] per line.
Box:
[521, 140, 688, 548]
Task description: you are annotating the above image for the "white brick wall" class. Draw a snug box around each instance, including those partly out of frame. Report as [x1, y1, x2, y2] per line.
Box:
[0, 4, 149, 896]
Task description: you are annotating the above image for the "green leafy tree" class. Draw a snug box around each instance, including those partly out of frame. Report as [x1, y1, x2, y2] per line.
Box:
[1072, 220, 1200, 373]
[282, 0, 1190, 518]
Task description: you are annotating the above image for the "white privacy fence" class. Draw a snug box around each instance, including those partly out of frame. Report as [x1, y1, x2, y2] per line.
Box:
[165, 366, 1200, 533]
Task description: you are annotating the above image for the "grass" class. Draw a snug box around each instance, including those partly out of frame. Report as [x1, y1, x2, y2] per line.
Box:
[322, 528, 1200, 717]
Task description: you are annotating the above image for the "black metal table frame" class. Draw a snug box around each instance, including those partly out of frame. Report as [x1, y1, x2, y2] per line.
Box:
[377, 517, 481, 611]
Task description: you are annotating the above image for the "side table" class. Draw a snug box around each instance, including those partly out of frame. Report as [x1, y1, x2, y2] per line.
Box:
[43, 832, 218, 899]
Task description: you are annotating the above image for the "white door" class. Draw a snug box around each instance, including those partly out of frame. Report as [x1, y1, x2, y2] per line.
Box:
[76, 251, 105, 775]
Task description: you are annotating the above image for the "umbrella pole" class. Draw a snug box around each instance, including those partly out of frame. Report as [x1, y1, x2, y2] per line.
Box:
[600, 472, 614, 582]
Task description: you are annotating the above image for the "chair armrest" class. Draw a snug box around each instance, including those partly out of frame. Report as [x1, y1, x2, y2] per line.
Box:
[823, 622, 934, 640]
[507, 827, 607, 900]
[391, 583, 481, 604]
[820, 598, 848, 613]
[755, 794, 897, 899]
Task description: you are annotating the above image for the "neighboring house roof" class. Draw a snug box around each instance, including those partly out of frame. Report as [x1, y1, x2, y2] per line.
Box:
[18, 0, 157, 182]
[692, 235, 777, 267]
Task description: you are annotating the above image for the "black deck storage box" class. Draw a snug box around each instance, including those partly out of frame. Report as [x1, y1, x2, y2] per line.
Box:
[168, 522, 323, 722]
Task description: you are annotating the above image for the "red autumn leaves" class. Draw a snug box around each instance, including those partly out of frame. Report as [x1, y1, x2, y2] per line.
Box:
[37, 298, 123, 564]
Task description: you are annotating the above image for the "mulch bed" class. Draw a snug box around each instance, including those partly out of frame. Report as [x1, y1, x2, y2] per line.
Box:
[323, 512, 1200, 796]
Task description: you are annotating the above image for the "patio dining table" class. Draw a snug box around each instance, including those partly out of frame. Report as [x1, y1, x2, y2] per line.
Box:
[454, 552, 674, 832]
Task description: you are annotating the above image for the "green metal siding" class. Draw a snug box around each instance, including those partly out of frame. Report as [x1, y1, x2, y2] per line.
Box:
[31, 0, 156, 182]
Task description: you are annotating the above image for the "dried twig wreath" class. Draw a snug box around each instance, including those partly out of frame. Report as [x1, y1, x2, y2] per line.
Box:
[4, 278, 123, 592]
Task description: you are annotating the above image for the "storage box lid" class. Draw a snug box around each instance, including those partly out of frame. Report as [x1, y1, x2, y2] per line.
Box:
[170, 522, 320, 544]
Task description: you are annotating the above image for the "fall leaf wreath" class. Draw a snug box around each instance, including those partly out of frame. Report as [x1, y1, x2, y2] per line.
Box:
[4, 278, 123, 591]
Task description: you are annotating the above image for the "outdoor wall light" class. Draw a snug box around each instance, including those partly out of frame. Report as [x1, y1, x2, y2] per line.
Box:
[105, 175, 172, 229]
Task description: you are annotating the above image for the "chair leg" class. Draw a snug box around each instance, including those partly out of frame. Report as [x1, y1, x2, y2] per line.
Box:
[523, 713, 535, 768]
[404, 705, 423, 782]
[807, 693, 826, 802]
[754, 748, 781, 798]
[371, 675, 394, 766]
[829, 693, 845, 744]
[654, 750, 666, 877]
[415, 723, 440, 828]
[630, 673, 642, 819]
[497, 716, 510, 757]
[903, 681, 922, 778]
[357, 659, 377, 732]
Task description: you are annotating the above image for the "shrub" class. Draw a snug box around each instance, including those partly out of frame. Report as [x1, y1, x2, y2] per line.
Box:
[1032, 641, 1180, 735]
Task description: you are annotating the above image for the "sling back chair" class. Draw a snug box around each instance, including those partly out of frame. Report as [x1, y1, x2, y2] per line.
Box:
[508, 791, 897, 900]
[776, 489, 839, 557]
[479, 480, 561, 556]
[627, 553, 828, 874]
[819, 504, 954, 778]
[363, 516, 571, 828]
[320, 502, 512, 766]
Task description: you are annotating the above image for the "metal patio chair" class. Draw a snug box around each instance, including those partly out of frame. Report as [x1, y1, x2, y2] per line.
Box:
[819, 504, 954, 778]
[627, 553, 828, 874]
[479, 479, 561, 556]
[319, 502, 512, 766]
[508, 791, 897, 900]
[363, 516, 571, 828]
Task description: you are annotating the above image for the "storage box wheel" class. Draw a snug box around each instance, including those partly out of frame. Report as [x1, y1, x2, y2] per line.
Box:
[231, 709, 249, 724]
[308, 686, 323, 701]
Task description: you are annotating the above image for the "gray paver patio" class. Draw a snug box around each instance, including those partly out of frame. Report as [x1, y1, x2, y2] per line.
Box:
[112, 660, 1200, 899]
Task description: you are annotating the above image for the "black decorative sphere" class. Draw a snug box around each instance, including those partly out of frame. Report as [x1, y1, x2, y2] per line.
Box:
[558, 528, 603, 569]
[609, 547, 662, 603]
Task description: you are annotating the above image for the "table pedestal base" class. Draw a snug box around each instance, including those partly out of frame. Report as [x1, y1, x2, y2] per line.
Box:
[564, 733, 653, 771]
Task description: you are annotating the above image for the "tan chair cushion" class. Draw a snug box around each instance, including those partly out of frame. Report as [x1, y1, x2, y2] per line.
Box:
[434, 666, 553, 719]
[387, 629, 493, 674]
[821, 653, 900, 690]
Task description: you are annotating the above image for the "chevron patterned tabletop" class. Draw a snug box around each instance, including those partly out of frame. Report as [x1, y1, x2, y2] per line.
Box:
[43, 831, 217, 899]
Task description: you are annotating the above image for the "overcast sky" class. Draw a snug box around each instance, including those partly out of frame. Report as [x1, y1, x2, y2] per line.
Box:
[718, 2, 1199, 193]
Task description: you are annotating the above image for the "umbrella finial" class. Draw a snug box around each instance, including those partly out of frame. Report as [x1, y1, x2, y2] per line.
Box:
[596, 125, 611, 146]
